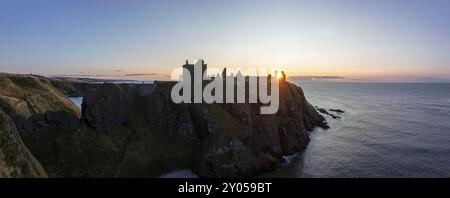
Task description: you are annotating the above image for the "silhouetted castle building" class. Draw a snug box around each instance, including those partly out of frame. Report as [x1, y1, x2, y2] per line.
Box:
[183, 59, 207, 83]
[179, 60, 286, 103]
[182, 60, 285, 82]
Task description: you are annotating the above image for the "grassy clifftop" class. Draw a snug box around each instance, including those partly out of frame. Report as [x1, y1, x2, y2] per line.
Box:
[0, 73, 81, 178]
[0, 73, 80, 118]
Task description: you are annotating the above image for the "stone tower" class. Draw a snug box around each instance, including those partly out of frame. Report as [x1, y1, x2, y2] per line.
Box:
[183, 59, 207, 83]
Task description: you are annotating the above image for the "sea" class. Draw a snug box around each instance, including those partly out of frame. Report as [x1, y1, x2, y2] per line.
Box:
[266, 82, 450, 178]
[69, 97, 83, 109]
[70, 82, 450, 178]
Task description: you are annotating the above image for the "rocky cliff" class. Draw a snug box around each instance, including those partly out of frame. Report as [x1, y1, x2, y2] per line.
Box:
[0, 73, 327, 178]
[77, 80, 327, 177]
[0, 108, 48, 177]
[0, 74, 69, 177]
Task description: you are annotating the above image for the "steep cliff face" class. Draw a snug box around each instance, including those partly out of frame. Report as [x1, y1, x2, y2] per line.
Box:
[81, 84, 137, 131]
[148, 81, 327, 177]
[0, 106, 47, 177]
[76, 80, 328, 177]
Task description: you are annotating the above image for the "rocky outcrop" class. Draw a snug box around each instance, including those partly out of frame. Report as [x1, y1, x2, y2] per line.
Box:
[315, 105, 345, 119]
[72, 80, 328, 177]
[81, 83, 136, 131]
[0, 108, 47, 177]
[30, 111, 81, 131]
[330, 109, 345, 113]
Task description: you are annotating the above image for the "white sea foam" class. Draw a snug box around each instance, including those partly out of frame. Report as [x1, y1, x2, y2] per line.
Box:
[160, 169, 199, 178]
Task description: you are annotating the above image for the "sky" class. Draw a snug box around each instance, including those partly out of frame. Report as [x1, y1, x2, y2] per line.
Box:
[0, 0, 449, 82]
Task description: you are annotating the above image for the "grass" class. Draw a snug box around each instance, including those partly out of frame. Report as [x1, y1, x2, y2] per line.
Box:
[0, 73, 80, 117]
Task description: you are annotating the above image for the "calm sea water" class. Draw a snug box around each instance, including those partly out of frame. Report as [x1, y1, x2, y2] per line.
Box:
[69, 97, 83, 108]
[268, 82, 450, 178]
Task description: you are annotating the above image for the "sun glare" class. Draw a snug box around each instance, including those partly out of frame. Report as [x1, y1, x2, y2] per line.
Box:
[277, 73, 283, 79]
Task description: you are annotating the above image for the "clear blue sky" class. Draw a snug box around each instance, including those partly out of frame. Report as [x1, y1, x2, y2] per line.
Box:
[1, 0, 449, 81]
